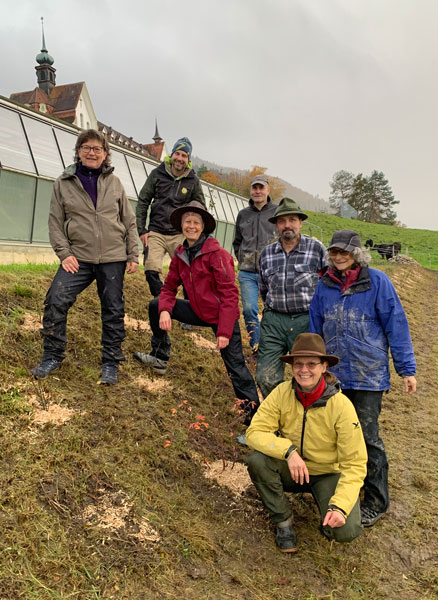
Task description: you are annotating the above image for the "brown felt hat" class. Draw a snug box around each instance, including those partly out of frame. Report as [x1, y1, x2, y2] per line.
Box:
[280, 333, 339, 367]
[169, 201, 216, 235]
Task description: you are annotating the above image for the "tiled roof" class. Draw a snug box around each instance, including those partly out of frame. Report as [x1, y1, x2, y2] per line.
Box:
[48, 82, 83, 112]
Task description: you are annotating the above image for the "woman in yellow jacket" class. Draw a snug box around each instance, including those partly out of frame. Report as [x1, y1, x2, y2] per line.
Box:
[246, 333, 367, 553]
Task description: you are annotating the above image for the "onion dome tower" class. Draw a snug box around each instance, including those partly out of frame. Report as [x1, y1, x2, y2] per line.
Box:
[35, 17, 56, 95]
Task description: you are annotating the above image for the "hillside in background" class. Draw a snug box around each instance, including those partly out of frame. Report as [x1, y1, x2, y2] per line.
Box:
[0, 261, 437, 599]
[300, 211, 438, 269]
[192, 156, 331, 212]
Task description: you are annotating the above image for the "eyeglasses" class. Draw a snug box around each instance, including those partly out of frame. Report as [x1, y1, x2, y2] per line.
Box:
[80, 145, 104, 155]
[328, 248, 350, 257]
[293, 360, 323, 370]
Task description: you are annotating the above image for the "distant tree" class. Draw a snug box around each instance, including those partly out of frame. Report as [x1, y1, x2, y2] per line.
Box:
[197, 164, 208, 177]
[240, 166, 286, 201]
[329, 170, 355, 216]
[349, 170, 398, 225]
[201, 171, 220, 185]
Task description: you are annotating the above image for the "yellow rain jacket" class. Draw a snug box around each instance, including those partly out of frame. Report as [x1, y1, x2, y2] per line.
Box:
[246, 379, 367, 516]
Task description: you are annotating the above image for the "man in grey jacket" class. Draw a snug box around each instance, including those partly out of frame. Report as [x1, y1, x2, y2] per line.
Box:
[233, 175, 277, 354]
[31, 129, 138, 385]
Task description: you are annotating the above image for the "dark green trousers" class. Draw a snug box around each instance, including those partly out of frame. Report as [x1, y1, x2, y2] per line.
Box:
[256, 309, 310, 398]
[246, 450, 363, 543]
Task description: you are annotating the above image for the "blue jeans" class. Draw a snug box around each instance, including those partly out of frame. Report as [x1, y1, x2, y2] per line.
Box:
[238, 271, 260, 351]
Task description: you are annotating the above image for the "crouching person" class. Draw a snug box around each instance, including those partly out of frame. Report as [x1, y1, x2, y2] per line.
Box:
[246, 333, 367, 552]
[134, 201, 260, 424]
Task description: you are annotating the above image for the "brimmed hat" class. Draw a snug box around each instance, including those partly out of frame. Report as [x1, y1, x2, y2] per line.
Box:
[268, 197, 308, 223]
[328, 229, 361, 252]
[169, 201, 216, 235]
[251, 174, 269, 187]
[280, 333, 339, 367]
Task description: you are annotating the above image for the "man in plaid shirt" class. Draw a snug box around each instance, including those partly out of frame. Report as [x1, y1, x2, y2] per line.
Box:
[255, 198, 326, 398]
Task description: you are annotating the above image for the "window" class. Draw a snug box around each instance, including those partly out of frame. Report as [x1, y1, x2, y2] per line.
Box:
[0, 107, 35, 173]
[0, 170, 36, 241]
[110, 150, 137, 198]
[53, 128, 78, 167]
[32, 178, 54, 243]
[126, 155, 148, 195]
[22, 116, 64, 178]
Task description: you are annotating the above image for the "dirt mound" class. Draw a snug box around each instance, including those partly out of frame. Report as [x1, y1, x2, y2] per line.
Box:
[189, 331, 218, 351]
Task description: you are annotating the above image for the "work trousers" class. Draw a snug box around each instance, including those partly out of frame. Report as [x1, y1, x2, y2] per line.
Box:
[144, 231, 184, 297]
[238, 270, 261, 351]
[256, 309, 309, 398]
[148, 298, 260, 423]
[41, 261, 126, 365]
[246, 450, 363, 543]
[343, 389, 389, 513]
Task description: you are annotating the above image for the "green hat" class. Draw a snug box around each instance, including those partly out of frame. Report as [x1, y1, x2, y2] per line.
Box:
[268, 197, 308, 224]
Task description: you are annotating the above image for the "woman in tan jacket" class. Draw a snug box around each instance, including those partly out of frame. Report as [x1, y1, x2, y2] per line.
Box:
[31, 129, 138, 385]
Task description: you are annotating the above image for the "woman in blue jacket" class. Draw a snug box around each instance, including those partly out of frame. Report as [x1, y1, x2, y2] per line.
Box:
[309, 229, 416, 528]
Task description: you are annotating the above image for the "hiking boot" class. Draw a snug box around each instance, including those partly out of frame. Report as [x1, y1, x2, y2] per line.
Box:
[275, 523, 297, 553]
[180, 322, 194, 331]
[31, 359, 62, 379]
[361, 505, 386, 527]
[101, 363, 118, 385]
[133, 352, 168, 375]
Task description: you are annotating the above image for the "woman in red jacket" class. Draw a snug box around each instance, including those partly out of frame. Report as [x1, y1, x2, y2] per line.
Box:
[134, 201, 259, 423]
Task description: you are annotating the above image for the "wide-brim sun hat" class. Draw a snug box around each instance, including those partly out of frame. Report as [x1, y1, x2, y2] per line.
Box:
[169, 200, 216, 235]
[268, 197, 308, 224]
[280, 332, 339, 367]
[328, 229, 362, 252]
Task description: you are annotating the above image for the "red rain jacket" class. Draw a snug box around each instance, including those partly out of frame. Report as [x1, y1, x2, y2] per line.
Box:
[159, 237, 240, 339]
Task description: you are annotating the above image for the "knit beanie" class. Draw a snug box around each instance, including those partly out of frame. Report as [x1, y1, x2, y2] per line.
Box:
[171, 137, 192, 159]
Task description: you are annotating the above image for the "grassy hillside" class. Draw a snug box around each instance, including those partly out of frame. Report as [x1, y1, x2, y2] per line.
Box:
[0, 263, 437, 599]
[301, 212, 438, 269]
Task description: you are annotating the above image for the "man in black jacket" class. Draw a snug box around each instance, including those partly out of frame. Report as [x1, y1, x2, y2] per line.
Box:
[233, 175, 277, 354]
[136, 137, 205, 297]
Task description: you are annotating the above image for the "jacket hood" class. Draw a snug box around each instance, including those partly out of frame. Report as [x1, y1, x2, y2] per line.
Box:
[61, 163, 114, 179]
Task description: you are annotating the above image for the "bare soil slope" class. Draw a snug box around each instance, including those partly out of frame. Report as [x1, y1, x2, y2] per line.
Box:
[0, 264, 437, 599]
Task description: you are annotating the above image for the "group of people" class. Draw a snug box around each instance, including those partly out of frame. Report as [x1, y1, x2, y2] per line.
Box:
[31, 129, 417, 553]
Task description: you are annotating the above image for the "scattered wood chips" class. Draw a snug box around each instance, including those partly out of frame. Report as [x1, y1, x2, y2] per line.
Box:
[124, 314, 151, 332]
[203, 460, 252, 497]
[21, 313, 42, 332]
[82, 488, 160, 543]
[134, 376, 173, 392]
[28, 393, 77, 425]
[189, 332, 217, 351]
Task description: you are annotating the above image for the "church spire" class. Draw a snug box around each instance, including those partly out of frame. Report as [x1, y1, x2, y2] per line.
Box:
[153, 118, 163, 142]
[35, 17, 56, 94]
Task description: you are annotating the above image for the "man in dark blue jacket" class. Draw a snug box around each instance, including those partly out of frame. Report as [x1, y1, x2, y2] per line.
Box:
[136, 137, 205, 297]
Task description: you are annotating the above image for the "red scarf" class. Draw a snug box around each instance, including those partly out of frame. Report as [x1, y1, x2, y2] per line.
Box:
[327, 265, 361, 293]
[296, 376, 326, 410]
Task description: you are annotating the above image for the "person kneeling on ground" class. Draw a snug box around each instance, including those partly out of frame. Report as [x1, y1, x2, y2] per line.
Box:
[133, 201, 260, 425]
[246, 333, 367, 553]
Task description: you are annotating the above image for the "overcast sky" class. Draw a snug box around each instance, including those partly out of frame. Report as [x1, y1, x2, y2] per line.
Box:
[1, 0, 437, 230]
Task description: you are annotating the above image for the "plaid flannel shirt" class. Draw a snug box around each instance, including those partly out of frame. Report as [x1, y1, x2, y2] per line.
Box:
[259, 235, 326, 313]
